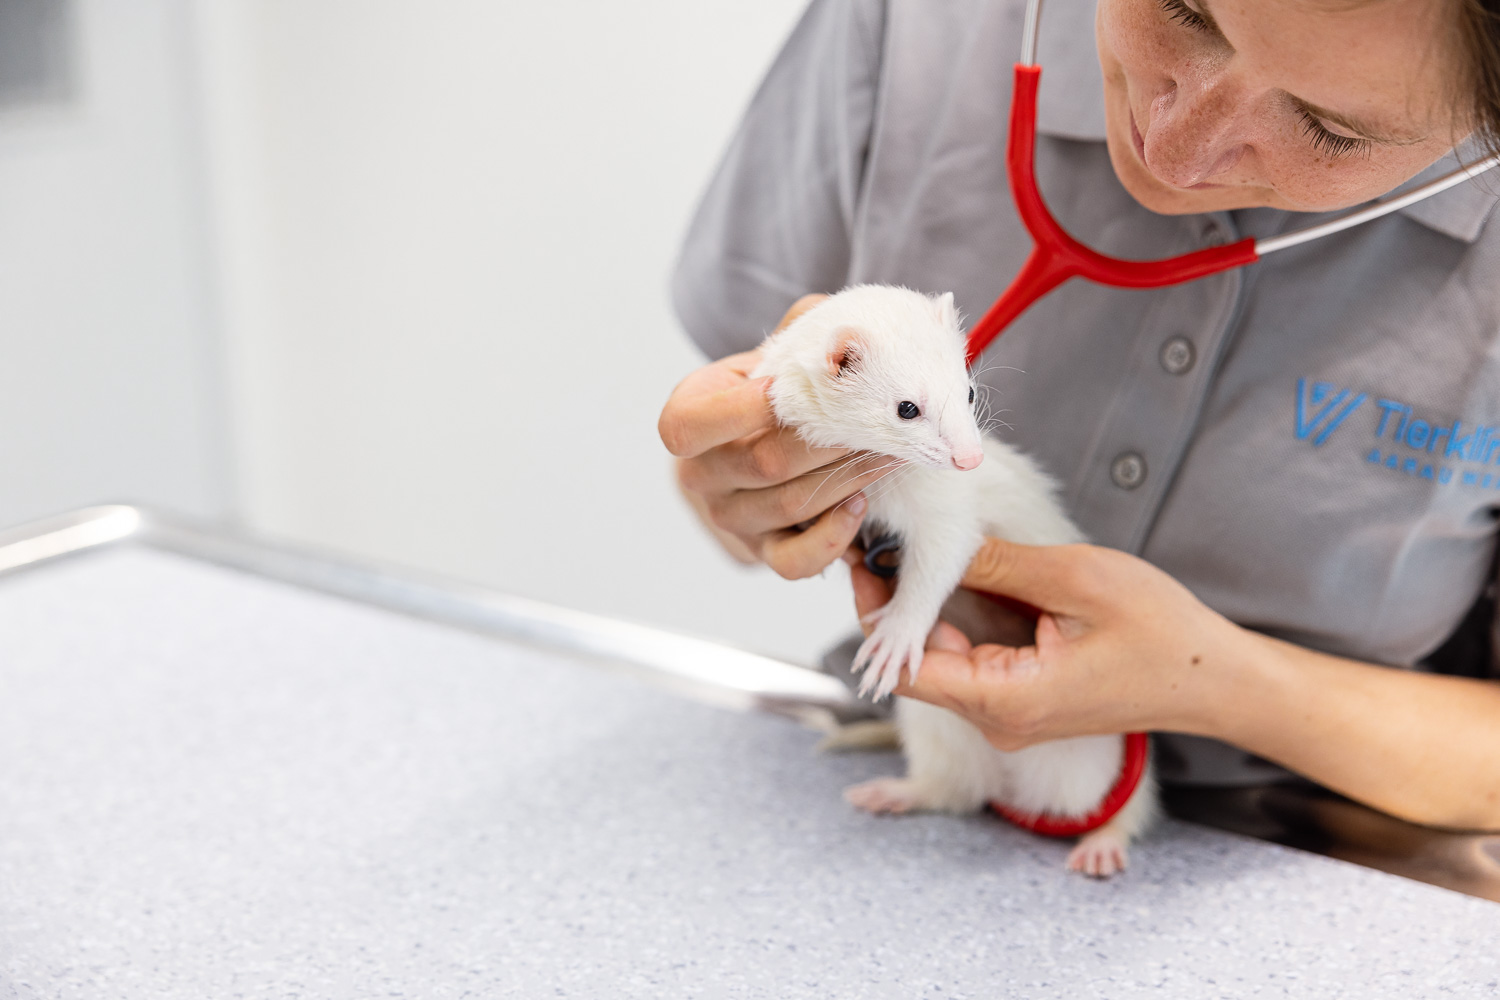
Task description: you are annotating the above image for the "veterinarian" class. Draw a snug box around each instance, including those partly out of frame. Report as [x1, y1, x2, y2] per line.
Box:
[657, 0, 1500, 830]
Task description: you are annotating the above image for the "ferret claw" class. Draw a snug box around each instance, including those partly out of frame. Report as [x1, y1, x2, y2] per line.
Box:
[853, 617, 931, 700]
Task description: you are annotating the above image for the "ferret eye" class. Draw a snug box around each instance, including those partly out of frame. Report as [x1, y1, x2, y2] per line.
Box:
[897, 401, 920, 420]
[968, 387, 975, 405]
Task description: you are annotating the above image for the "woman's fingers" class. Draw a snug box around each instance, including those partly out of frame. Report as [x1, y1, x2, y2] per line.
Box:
[659, 296, 827, 459]
[761, 493, 869, 579]
[658, 350, 776, 459]
[678, 424, 847, 493]
[661, 295, 840, 569]
[925, 619, 973, 655]
[774, 293, 828, 333]
[706, 452, 897, 545]
[659, 374, 775, 459]
[892, 641, 1048, 747]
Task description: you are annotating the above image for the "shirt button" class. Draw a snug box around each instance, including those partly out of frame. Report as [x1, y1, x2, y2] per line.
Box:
[1110, 452, 1147, 490]
[1159, 336, 1195, 375]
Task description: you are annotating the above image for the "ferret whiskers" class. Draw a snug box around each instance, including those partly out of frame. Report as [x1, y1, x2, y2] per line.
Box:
[802, 452, 875, 511]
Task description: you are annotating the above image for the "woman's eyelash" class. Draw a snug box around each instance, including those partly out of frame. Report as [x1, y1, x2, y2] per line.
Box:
[1159, 0, 1210, 30]
[1297, 109, 1372, 159]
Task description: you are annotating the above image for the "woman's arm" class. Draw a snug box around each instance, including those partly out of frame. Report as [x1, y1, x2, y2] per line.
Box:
[1217, 630, 1500, 830]
[848, 540, 1500, 832]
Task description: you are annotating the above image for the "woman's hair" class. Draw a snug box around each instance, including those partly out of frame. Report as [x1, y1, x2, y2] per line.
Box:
[1458, 0, 1500, 155]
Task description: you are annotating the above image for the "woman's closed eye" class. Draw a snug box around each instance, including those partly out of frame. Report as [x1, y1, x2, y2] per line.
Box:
[1158, 0, 1209, 32]
[1296, 108, 1372, 159]
[1157, 0, 1374, 161]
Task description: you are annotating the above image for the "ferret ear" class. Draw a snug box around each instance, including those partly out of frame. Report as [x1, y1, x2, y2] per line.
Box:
[934, 291, 958, 329]
[827, 328, 864, 378]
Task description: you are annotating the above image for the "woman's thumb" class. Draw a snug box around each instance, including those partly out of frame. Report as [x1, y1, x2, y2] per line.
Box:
[960, 537, 1078, 610]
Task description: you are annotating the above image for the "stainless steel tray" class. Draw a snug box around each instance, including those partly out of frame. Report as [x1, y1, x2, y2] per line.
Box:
[0, 506, 865, 728]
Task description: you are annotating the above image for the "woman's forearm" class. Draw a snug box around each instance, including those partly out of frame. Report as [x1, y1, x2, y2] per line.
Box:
[1202, 630, 1500, 831]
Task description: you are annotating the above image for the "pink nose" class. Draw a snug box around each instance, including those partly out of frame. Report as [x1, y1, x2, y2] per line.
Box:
[952, 450, 983, 471]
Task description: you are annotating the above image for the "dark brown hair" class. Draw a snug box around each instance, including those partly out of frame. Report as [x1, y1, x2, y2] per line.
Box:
[1458, 0, 1500, 155]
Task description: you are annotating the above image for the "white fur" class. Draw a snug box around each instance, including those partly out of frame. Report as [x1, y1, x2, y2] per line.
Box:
[754, 285, 1157, 876]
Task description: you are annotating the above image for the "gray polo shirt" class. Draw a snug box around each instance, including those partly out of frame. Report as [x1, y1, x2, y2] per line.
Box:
[671, 0, 1500, 783]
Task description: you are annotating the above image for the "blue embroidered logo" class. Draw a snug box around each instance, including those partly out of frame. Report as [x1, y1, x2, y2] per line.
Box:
[1294, 379, 1366, 446]
[1296, 376, 1500, 490]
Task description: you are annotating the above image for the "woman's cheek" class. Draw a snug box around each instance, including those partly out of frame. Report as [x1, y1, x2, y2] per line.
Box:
[1256, 141, 1453, 213]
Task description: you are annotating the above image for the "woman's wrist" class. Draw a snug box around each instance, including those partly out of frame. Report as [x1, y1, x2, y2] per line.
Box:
[1162, 612, 1292, 746]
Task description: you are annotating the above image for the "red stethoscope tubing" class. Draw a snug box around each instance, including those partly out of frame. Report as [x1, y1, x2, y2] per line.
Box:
[969, 591, 1149, 837]
[967, 65, 1229, 833]
[964, 64, 1260, 365]
[991, 732, 1151, 838]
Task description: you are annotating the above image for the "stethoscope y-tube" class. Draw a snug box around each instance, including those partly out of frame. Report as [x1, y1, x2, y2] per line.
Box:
[965, 0, 1500, 362]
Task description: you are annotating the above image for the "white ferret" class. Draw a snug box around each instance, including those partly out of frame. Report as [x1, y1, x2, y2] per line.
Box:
[753, 285, 1157, 876]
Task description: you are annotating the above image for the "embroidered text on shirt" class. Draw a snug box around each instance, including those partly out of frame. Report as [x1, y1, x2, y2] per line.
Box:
[1296, 377, 1500, 489]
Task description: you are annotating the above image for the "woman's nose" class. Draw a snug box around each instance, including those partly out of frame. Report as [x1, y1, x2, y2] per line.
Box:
[1142, 78, 1249, 188]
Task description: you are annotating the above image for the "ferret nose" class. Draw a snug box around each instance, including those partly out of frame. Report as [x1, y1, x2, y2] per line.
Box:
[952, 450, 983, 471]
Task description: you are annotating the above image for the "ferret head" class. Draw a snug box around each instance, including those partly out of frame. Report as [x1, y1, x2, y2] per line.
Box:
[758, 286, 984, 471]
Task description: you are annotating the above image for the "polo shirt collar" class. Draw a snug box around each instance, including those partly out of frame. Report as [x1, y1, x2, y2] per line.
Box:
[1032, 0, 1109, 145]
[1030, 0, 1497, 243]
[1395, 144, 1499, 243]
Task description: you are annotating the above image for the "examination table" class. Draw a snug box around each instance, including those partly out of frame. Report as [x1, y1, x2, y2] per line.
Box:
[1, 507, 1496, 998]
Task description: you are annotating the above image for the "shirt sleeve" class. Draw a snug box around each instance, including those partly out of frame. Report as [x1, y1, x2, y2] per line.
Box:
[670, 0, 886, 360]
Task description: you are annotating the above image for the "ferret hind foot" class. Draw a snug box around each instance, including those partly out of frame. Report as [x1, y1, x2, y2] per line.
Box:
[1066, 828, 1130, 879]
[815, 719, 901, 753]
[844, 777, 933, 815]
[852, 619, 929, 700]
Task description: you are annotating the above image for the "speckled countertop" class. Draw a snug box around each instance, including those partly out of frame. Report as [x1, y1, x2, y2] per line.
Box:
[0, 548, 1496, 999]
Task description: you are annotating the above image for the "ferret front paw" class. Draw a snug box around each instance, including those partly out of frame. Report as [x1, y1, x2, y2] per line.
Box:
[844, 777, 930, 814]
[1066, 829, 1129, 878]
[852, 616, 930, 700]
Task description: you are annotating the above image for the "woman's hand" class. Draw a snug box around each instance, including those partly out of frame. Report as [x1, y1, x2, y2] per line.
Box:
[659, 295, 894, 579]
[848, 538, 1244, 749]
[851, 536, 1500, 830]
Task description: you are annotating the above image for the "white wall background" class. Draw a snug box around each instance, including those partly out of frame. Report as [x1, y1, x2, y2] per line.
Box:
[0, 0, 230, 527]
[186, 0, 860, 665]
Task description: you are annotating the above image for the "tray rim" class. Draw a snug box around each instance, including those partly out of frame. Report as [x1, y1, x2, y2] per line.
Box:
[0, 505, 865, 727]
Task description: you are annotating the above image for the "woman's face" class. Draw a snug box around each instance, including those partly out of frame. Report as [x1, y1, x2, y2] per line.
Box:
[1096, 0, 1468, 214]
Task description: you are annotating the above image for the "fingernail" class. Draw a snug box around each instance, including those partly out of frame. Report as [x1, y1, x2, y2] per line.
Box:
[845, 493, 867, 518]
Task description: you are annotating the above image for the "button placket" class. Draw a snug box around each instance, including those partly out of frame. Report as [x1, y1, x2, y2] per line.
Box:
[1068, 222, 1244, 552]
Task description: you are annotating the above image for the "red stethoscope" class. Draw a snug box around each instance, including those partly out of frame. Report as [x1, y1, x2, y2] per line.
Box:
[966, 0, 1500, 366]
[971, 0, 1500, 837]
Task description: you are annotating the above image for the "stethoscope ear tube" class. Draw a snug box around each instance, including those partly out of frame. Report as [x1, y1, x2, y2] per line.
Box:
[1253, 152, 1500, 256]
